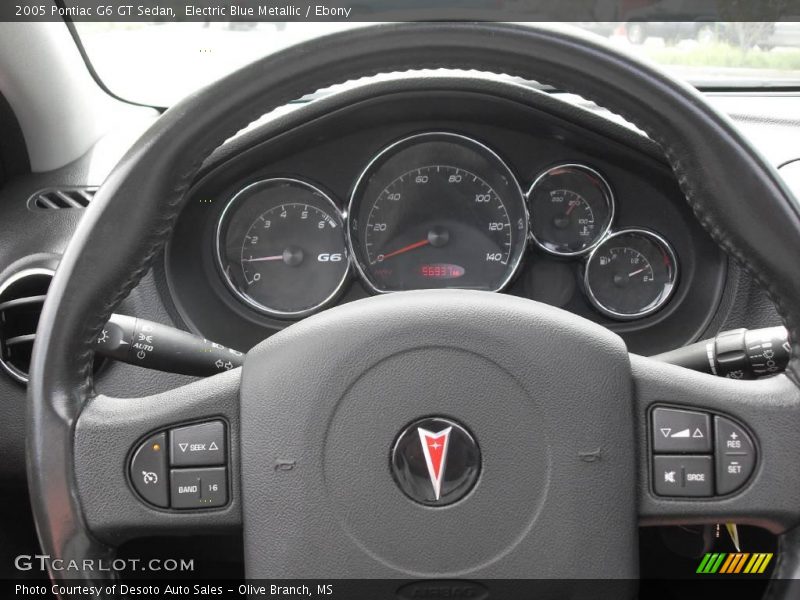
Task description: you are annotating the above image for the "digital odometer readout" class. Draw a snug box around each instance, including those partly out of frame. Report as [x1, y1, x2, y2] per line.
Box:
[420, 263, 466, 280]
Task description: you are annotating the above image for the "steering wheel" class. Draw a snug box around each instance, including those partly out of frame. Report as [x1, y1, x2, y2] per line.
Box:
[28, 22, 800, 598]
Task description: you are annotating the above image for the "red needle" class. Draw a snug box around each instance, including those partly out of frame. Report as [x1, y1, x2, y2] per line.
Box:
[565, 200, 579, 216]
[379, 239, 430, 261]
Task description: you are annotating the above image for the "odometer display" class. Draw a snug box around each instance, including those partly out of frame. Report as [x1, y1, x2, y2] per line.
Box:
[420, 263, 466, 280]
[348, 133, 528, 292]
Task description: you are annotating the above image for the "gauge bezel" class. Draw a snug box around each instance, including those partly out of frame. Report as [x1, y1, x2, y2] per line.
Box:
[215, 177, 350, 319]
[346, 131, 529, 294]
[583, 227, 679, 321]
[527, 162, 616, 258]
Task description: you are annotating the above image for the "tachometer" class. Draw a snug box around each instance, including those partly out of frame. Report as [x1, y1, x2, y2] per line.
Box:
[216, 178, 349, 318]
[348, 132, 528, 292]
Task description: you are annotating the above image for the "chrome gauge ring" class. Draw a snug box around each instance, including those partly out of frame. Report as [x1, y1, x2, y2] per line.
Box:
[216, 178, 350, 319]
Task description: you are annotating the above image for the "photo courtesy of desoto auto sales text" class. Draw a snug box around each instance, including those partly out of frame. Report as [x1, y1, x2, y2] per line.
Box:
[1, 1, 800, 599]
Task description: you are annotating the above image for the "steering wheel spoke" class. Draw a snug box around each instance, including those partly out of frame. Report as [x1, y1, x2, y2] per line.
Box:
[632, 354, 800, 532]
[73, 369, 242, 545]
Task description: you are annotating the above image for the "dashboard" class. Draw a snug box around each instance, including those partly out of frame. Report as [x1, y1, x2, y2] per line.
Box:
[0, 74, 796, 482]
[163, 77, 727, 356]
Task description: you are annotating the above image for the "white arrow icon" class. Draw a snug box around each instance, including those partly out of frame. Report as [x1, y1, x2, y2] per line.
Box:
[209, 442, 218, 451]
[692, 428, 704, 438]
[179, 443, 188, 452]
[660, 428, 671, 438]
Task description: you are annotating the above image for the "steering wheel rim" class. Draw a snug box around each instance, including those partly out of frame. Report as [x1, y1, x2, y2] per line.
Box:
[27, 22, 800, 596]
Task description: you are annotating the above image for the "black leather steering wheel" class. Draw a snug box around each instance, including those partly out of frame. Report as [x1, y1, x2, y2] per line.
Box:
[27, 22, 800, 598]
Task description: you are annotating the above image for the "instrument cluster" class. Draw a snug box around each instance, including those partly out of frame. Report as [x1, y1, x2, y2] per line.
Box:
[215, 131, 678, 322]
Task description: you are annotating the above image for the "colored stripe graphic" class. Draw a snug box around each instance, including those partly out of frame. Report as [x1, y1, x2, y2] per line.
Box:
[697, 553, 726, 574]
[720, 553, 745, 573]
[719, 554, 732, 573]
[711, 553, 726, 573]
[758, 553, 773, 573]
[719, 554, 736, 573]
[744, 554, 761, 574]
[733, 553, 750, 573]
[696, 553, 713, 573]
[698, 553, 774, 574]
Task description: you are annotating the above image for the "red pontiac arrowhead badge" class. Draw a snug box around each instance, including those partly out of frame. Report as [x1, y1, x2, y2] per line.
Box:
[417, 426, 452, 500]
[391, 417, 480, 506]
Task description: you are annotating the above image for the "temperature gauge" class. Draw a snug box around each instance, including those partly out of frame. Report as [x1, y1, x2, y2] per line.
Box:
[528, 164, 614, 256]
[584, 228, 678, 320]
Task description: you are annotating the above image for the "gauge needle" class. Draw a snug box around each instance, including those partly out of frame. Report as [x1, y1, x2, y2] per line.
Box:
[726, 523, 741, 552]
[628, 267, 648, 278]
[565, 200, 579, 216]
[379, 239, 430, 261]
[243, 255, 284, 263]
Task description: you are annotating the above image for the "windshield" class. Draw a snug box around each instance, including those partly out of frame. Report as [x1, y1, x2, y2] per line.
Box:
[75, 22, 800, 107]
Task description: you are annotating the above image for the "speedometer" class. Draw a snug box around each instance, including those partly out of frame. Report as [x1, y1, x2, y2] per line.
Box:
[348, 132, 528, 292]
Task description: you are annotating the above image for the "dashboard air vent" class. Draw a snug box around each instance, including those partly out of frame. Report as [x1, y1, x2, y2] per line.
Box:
[0, 269, 53, 384]
[29, 187, 97, 210]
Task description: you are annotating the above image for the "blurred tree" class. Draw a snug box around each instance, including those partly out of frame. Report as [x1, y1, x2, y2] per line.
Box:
[718, 0, 786, 51]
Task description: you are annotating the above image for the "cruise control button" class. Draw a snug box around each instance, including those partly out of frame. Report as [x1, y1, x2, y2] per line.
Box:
[171, 467, 228, 509]
[717, 454, 755, 495]
[652, 408, 712, 453]
[653, 455, 713, 497]
[170, 421, 225, 466]
[715, 416, 755, 454]
[715, 416, 756, 495]
[130, 432, 169, 507]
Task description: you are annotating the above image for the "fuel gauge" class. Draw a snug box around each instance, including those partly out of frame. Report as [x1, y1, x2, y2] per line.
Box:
[528, 164, 614, 256]
[584, 228, 678, 320]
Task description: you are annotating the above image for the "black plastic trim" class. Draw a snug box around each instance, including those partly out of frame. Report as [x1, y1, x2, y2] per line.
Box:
[124, 416, 232, 513]
[647, 403, 760, 501]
